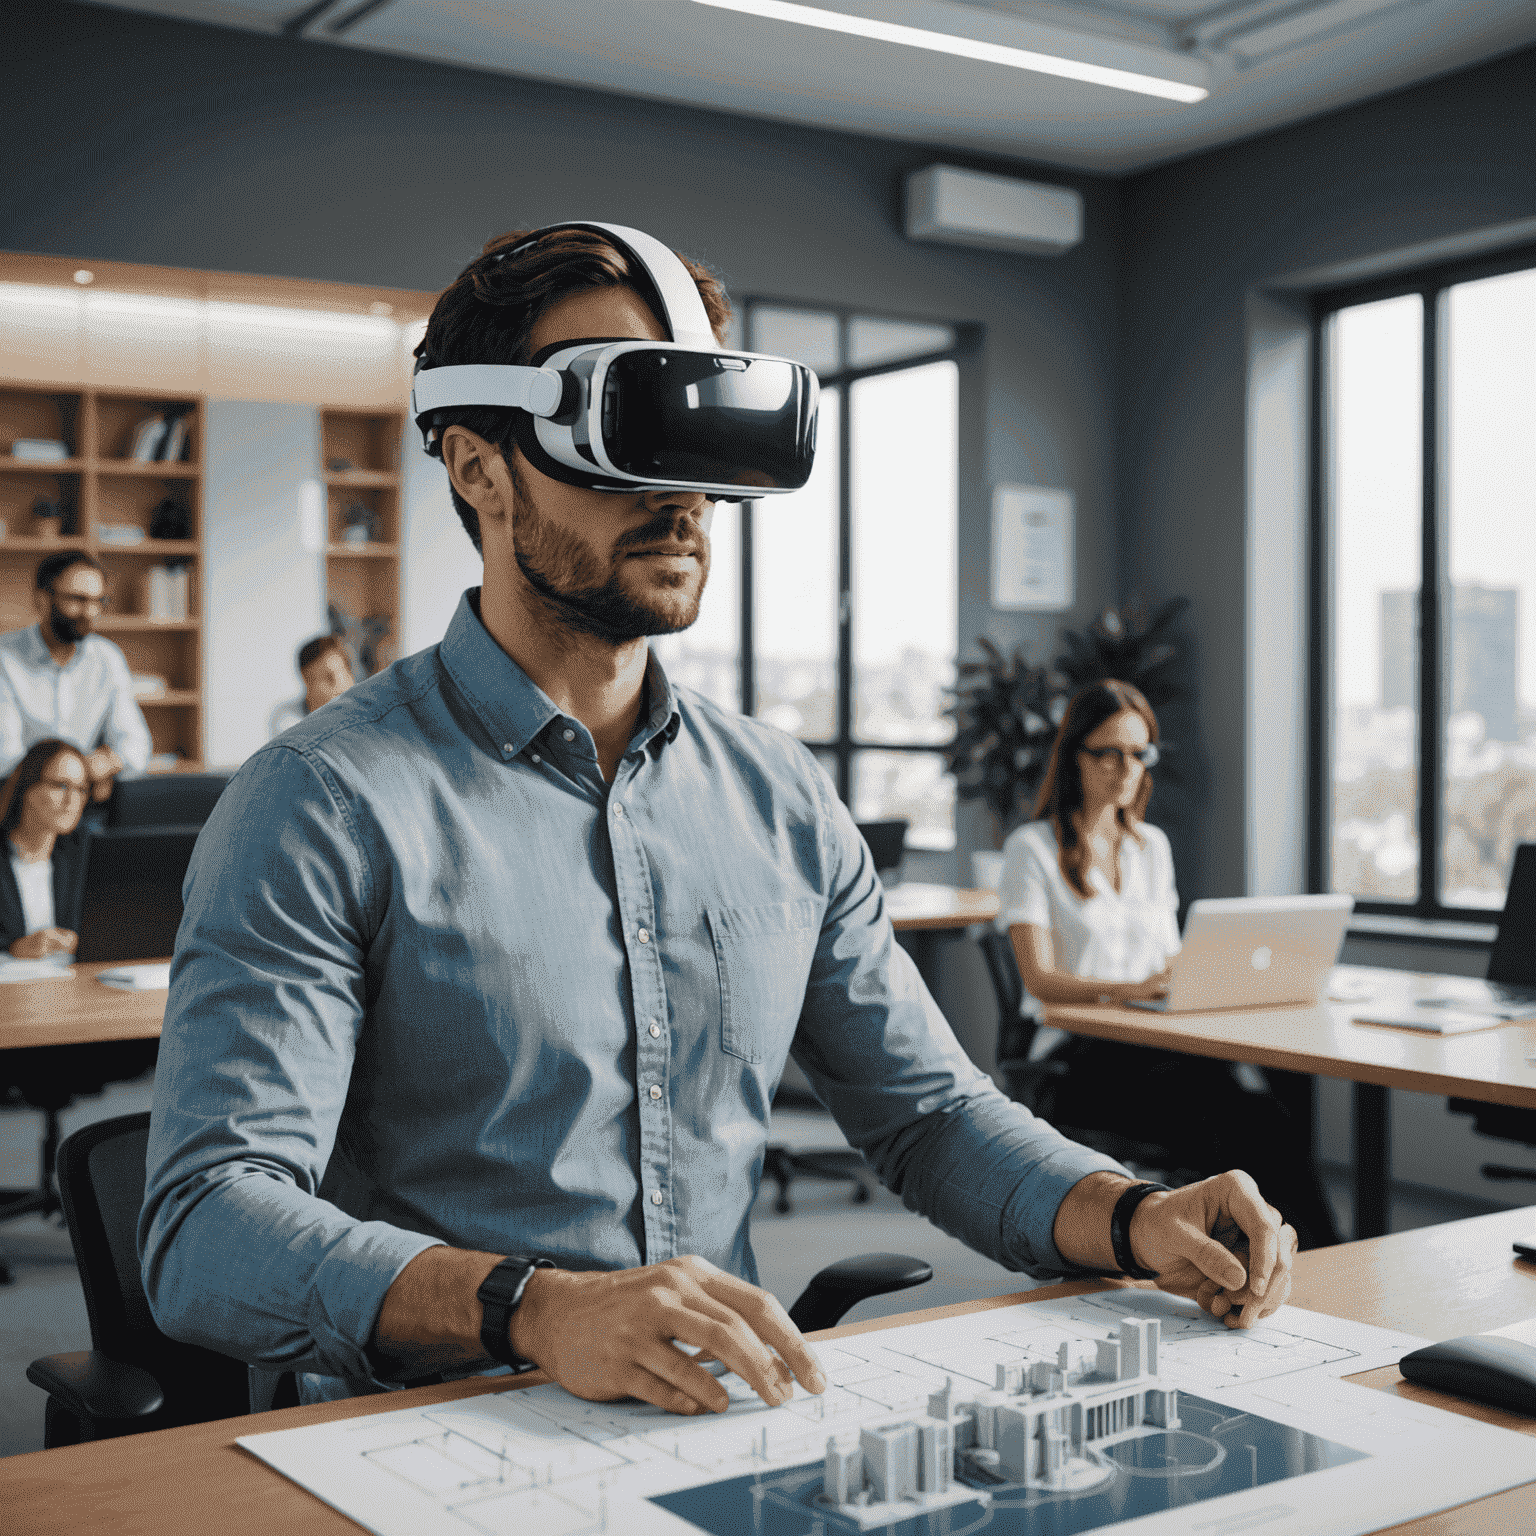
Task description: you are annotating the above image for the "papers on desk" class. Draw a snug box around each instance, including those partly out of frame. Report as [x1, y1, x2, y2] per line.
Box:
[96, 962, 171, 992]
[883, 881, 963, 919]
[0, 955, 74, 984]
[1353, 1006, 1515, 1036]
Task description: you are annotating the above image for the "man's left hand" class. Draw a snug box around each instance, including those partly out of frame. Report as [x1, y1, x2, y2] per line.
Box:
[1129, 1171, 1297, 1328]
[85, 746, 123, 802]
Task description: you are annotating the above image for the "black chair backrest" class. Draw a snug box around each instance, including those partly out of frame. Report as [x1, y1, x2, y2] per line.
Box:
[977, 928, 1036, 1065]
[857, 819, 908, 875]
[56, 1112, 250, 1424]
[108, 773, 229, 829]
[1489, 843, 1536, 987]
[75, 825, 201, 963]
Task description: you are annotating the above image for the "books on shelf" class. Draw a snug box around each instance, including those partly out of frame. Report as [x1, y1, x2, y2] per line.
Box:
[130, 415, 168, 461]
[130, 673, 168, 698]
[9, 439, 70, 462]
[146, 563, 189, 621]
[98, 523, 146, 546]
[129, 410, 192, 463]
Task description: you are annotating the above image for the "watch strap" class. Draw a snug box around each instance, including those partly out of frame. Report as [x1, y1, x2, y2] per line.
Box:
[1111, 1182, 1169, 1280]
[476, 1255, 554, 1370]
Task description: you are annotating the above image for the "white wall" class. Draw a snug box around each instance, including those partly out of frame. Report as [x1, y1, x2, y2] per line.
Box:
[401, 432, 483, 658]
[204, 401, 325, 768]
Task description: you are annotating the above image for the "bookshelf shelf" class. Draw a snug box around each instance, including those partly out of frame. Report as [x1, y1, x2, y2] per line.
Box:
[322, 409, 401, 679]
[0, 383, 205, 768]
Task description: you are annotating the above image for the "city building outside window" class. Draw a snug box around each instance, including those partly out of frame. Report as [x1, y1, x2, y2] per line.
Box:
[1313, 247, 1536, 917]
[653, 303, 965, 851]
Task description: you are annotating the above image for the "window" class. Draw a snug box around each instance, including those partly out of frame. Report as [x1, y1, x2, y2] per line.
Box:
[1314, 247, 1536, 917]
[655, 303, 965, 850]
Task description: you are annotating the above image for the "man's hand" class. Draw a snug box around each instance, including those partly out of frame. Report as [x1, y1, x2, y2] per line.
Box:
[512, 1255, 827, 1416]
[1113, 967, 1171, 1002]
[10, 926, 78, 960]
[1128, 1171, 1297, 1328]
[85, 747, 123, 802]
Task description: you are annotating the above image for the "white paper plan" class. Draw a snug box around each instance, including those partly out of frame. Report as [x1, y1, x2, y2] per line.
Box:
[238, 1290, 1536, 1536]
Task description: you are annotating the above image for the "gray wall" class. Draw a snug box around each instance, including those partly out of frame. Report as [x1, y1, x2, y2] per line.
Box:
[6, 4, 1127, 881]
[1118, 44, 1536, 903]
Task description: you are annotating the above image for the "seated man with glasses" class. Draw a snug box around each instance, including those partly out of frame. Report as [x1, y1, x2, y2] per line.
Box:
[0, 552, 151, 803]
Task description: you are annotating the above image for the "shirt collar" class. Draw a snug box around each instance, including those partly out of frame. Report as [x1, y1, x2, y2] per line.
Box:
[23, 625, 77, 670]
[438, 590, 683, 761]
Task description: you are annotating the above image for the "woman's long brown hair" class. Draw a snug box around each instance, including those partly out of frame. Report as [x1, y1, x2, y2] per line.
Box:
[0, 738, 89, 835]
[1030, 680, 1159, 898]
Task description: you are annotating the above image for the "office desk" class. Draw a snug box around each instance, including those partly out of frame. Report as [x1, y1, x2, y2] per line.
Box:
[888, 883, 999, 990]
[8, 1207, 1536, 1535]
[0, 960, 167, 1052]
[1045, 965, 1536, 1240]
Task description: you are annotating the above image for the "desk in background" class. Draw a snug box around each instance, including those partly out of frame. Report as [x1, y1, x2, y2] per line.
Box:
[1045, 964, 1536, 1240]
[0, 960, 167, 1053]
[888, 883, 999, 991]
[9, 1208, 1536, 1534]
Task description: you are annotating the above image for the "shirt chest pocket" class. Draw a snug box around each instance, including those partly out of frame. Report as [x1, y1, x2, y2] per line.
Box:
[705, 900, 821, 1064]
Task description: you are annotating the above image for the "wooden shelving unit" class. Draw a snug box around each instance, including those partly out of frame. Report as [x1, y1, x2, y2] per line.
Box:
[321, 409, 402, 677]
[0, 382, 204, 772]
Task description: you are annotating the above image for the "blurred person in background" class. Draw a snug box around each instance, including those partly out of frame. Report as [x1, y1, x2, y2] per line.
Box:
[269, 634, 356, 739]
[997, 679, 1341, 1249]
[0, 552, 150, 802]
[0, 738, 90, 960]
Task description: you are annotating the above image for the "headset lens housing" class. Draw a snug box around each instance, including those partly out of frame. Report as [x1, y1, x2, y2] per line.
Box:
[600, 351, 817, 493]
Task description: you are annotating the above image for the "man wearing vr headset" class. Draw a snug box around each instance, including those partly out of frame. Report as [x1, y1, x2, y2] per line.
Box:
[143, 224, 1295, 1416]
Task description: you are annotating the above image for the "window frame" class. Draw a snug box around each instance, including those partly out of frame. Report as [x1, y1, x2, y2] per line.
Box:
[737, 299, 978, 810]
[1309, 241, 1536, 919]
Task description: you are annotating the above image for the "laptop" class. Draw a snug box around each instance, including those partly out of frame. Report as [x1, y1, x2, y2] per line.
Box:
[75, 824, 201, 964]
[1127, 893, 1355, 1013]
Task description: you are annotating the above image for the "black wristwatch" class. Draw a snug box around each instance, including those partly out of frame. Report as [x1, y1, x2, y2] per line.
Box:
[476, 1255, 554, 1370]
[1111, 1182, 1170, 1280]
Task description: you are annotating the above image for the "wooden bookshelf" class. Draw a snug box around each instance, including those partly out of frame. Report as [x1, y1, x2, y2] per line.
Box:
[0, 382, 204, 771]
[321, 409, 402, 677]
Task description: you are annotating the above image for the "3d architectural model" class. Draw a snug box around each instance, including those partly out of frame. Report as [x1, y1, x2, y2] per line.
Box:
[819, 1318, 1179, 1526]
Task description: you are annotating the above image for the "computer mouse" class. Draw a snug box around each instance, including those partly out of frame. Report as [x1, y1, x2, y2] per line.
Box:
[1399, 1334, 1536, 1415]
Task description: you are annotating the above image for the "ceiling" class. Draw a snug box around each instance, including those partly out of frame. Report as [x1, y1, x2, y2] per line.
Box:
[83, 0, 1536, 173]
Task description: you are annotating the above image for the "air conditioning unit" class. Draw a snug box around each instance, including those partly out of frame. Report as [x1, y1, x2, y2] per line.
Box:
[905, 164, 1083, 258]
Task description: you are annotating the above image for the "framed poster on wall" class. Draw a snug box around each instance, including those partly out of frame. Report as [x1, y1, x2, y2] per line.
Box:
[991, 483, 1074, 610]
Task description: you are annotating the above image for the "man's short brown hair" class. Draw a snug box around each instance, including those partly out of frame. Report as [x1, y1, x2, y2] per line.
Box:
[297, 633, 351, 675]
[414, 226, 733, 551]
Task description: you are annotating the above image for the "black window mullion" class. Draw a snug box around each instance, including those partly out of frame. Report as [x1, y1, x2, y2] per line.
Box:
[836, 317, 854, 804]
[1307, 307, 1333, 897]
[1417, 287, 1445, 915]
[739, 500, 755, 717]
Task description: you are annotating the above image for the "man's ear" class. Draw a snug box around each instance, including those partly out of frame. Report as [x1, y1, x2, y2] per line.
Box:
[441, 426, 514, 527]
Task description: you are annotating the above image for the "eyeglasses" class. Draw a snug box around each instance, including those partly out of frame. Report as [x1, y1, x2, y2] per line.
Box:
[1079, 743, 1160, 769]
[49, 591, 108, 614]
[38, 776, 89, 799]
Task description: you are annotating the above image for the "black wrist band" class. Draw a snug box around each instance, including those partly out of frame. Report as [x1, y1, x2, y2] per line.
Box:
[476, 1255, 554, 1370]
[1111, 1182, 1169, 1279]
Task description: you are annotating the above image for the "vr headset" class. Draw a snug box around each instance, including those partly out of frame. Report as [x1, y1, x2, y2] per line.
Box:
[411, 221, 820, 500]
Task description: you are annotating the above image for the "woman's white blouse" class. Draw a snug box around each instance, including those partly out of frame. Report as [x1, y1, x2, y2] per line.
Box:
[995, 818, 1180, 1016]
[10, 852, 55, 936]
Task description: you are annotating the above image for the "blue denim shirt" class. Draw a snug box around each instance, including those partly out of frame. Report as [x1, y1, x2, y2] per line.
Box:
[140, 592, 1125, 1399]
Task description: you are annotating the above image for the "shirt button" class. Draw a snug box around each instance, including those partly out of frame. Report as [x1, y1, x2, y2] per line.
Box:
[529, 753, 540, 764]
[612, 802, 624, 817]
[503, 742, 514, 753]
[637, 928, 650, 944]
[649, 1083, 663, 1100]
[649, 1022, 661, 1038]
[563, 728, 575, 742]
[651, 1191, 663, 1206]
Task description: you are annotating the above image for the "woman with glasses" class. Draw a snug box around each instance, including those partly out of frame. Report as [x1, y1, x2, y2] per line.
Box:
[0, 738, 91, 960]
[995, 679, 1340, 1249]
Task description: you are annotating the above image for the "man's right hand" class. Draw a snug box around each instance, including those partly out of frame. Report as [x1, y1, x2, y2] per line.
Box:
[1114, 966, 1171, 1002]
[511, 1255, 828, 1416]
[10, 927, 78, 960]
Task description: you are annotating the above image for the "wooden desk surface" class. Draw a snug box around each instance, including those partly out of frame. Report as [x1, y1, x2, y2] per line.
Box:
[9, 1209, 1536, 1536]
[887, 883, 1000, 932]
[1045, 966, 1536, 1108]
[0, 960, 167, 1051]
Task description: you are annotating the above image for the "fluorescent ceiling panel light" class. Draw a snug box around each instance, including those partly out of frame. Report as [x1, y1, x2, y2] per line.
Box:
[692, 0, 1209, 102]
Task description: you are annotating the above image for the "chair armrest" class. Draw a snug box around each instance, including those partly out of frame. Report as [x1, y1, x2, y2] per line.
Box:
[26, 1350, 164, 1423]
[788, 1252, 933, 1333]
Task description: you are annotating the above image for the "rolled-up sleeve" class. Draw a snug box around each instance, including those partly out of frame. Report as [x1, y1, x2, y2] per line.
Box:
[139, 745, 441, 1385]
[791, 767, 1127, 1279]
[101, 646, 152, 772]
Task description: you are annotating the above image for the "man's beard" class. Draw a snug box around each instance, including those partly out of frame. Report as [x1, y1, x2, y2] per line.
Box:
[511, 469, 709, 645]
[48, 603, 89, 645]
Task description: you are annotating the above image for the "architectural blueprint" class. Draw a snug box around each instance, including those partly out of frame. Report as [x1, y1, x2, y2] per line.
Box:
[238, 1291, 1536, 1536]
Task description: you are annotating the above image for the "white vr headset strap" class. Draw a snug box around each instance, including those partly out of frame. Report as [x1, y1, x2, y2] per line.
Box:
[568, 221, 717, 350]
[410, 363, 564, 422]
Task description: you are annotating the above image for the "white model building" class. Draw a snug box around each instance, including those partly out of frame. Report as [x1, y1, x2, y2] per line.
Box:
[821, 1316, 1180, 1519]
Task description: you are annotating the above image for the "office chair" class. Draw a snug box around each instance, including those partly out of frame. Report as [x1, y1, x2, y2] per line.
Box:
[856, 818, 909, 881]
[106, 772, 230, 828]
[28, 1113, 931, 1445]
[1448, 844, 1536, 1180]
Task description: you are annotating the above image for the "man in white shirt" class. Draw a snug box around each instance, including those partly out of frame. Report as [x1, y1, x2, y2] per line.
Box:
[0, 552, 152, 799]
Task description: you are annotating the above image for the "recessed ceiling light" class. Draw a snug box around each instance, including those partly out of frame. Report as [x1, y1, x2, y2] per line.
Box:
[691, 0, 1208, 103]
[73, 269, 95, 285]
